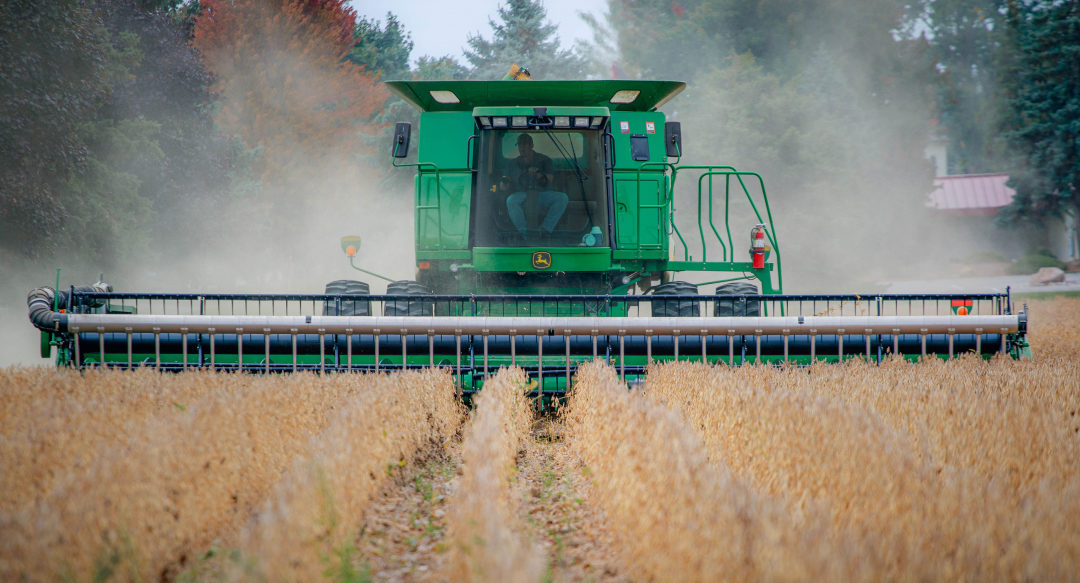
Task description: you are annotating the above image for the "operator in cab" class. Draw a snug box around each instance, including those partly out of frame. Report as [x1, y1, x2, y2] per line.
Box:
[504, 134, 568, 241]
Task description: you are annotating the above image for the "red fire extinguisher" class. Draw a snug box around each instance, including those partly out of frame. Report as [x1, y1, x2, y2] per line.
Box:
[750, 224, 767, 269]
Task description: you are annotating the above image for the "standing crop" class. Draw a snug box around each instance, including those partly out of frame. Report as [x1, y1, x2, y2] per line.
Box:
[445, 368, 543, 582]
[644, 353, 1080, 580]
[0, 369, 462, 582]
[562, 360, 856, 581]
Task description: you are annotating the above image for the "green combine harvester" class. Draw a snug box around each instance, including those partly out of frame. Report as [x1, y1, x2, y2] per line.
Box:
[28, 75, 1029, 393]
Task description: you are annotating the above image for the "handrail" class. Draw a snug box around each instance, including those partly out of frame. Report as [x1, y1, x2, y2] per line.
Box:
[672, 165, 783, 293]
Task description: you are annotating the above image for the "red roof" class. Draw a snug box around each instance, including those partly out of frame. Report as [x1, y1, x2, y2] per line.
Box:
[927, 173, 1016, 216]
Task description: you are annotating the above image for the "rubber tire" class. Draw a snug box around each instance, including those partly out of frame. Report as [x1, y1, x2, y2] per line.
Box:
[384, 280, 433, 316]
[714, 281, 761, 317]
[323, 280, 370, 316]
[650, 280, 700, 317]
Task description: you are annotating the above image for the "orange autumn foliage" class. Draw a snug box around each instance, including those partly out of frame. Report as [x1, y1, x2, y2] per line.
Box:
[193, 0, 387, 183]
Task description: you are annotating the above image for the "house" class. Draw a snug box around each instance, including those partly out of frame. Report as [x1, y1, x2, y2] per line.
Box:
[925, 173, 1079, 263]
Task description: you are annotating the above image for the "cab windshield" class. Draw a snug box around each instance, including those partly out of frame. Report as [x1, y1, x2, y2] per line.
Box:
[472, 129, 608, 247]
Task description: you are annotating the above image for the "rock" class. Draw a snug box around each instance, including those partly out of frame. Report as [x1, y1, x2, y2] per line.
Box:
[1030, 267, 1066, 286]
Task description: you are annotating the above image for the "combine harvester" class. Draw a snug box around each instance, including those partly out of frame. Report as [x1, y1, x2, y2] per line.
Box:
[28, 72, 1029, 393]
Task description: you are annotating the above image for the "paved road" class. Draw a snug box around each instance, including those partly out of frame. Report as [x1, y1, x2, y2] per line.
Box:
[884, 273, 1080, 295]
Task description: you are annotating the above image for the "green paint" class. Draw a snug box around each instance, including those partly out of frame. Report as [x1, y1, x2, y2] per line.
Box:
[384, 79, 783, 297]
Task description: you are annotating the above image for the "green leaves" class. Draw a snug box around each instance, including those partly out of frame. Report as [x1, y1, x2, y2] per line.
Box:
[1001, 1, 1080, 224]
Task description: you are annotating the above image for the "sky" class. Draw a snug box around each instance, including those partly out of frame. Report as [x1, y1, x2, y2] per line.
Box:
[349, 0, 607, 66]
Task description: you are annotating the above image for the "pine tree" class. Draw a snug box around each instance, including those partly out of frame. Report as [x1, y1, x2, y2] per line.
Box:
[348, 12, 413, 80]
[463, 0, 586, 80]
[1001, 1, 1080, 223]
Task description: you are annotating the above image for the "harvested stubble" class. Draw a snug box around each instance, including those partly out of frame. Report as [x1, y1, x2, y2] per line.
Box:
[563, 360, 855, 582]
[644, 333, 1080, 579]
[446, 367, 544, 582]
[0, 368, 462, 583]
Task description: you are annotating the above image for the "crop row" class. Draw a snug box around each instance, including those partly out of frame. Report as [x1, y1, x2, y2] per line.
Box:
[446, 367, 543, 582]
[0, 368, 463, 582]
[562, 297, 1079, 582]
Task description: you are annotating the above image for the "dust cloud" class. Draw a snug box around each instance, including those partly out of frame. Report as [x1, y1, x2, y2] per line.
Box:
[1, 33, 418, 367]
[649, 13, 1010, 294]
[0, 5, 1021, 365]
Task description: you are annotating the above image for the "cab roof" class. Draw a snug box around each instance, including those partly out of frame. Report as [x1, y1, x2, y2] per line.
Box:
[384, 80, 686, 113]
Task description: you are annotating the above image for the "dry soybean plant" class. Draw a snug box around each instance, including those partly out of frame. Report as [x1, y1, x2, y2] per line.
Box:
[0, 367, 218, 512]
[1, 369, 363, 581]
[445, 367, 544, 583]
[563, 360, 856, 582]
[644, 332, 1080, 580]
[0, 368, 462, 583]
[1027, 297, 1080, 359]
[233, 369, 463, 582]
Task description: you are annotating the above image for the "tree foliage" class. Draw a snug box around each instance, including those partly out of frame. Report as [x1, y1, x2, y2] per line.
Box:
[0, 0, 233, 271]
[194, 0, 386, 186]
[0, 0, 114, 255]
[95, 0, 237, 262]
[1001, 1, 1080, 223]
[464, 0, 586, 80]
[347, 12, 413, 80]
[192, 0, 392, 272]
[902, 0, 1013, 174]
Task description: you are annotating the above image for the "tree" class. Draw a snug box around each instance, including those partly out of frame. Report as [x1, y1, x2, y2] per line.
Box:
[463, 0, 586, 80]
[901, 0, 1012, 174]
[414, 56, 470, 80]
[194, 0, 385, 171]
[93, 0, 237, 266]
[347, 12, 413, 80]
[194, 0, 387, 196]
[605, 0, 720, 81]
[193, 0, 392, 275]
[1001, 1, 1080, 224]
[0, 0, 114, 256]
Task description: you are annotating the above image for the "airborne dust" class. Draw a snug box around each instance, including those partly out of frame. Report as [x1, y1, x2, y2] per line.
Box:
[0, 3, 1028, 366]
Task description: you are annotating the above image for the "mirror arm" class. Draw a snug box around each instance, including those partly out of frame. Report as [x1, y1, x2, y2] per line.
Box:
[347, 256, 397, 283]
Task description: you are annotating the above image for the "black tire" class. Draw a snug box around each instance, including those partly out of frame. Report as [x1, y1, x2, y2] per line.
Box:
[384, 280, 433, 316]
[714, 281, 761, 317]
[323, 280, 370, 316]
[650, 280, 700, 317]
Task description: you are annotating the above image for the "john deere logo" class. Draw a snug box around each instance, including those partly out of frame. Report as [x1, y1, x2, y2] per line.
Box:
[531, 251, 552, 269]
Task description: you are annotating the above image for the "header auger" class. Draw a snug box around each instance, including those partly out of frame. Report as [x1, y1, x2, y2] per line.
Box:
[28, 76, 1030, 393]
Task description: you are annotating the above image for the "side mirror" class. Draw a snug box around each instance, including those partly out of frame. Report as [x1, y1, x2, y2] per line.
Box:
[391, 122, 411, 158]
[665, 121, 682, 157]
[340, 236, 362, 257]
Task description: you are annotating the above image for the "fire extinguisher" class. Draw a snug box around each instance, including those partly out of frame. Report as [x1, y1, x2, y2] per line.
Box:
[750, 224, 767, 269]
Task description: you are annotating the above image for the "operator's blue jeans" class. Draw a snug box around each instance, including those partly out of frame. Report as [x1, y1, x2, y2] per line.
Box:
[507, 191, 568, 235]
